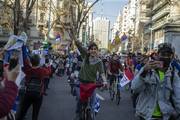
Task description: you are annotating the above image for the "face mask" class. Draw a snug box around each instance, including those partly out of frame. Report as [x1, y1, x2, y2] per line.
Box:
[159, 57, 171, 68]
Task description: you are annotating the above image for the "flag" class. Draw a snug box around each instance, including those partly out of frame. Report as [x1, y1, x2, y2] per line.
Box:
[94, 96, 100, 113]
[111, 39, 115, 45]
[121, 33, 128, 43]
[55, 34, 61, 42]
[120, 68, 134, 87]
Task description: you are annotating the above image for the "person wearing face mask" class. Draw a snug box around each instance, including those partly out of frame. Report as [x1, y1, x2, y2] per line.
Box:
[131, 43, 180, 120]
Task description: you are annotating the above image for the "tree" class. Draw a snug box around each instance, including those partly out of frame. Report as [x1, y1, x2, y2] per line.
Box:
[62, 0, 100, 41]
[0, 0, 13, 32]
[1, 0, 37, 35]
[22, 0, 37, 33]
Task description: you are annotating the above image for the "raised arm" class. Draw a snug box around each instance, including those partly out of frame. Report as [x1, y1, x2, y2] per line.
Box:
[74, 40, 88, 58]
[131, 67, 146, 93]
[0, 81, 18, 118]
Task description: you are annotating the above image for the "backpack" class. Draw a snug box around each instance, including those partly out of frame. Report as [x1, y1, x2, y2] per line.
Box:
[26, 72, 42, 96]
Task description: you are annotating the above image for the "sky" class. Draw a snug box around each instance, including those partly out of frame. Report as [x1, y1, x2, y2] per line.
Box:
[92, 0, 128, 28]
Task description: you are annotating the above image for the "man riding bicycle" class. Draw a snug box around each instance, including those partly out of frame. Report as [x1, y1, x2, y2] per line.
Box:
[108, 54, 123, 90]
[74, 40, 107, 119]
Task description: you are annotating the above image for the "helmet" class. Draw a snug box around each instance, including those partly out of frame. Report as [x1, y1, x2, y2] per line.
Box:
[157, 43, 175, 54]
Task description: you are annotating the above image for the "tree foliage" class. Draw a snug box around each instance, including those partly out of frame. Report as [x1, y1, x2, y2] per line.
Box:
[62, 0, 100, 41]
[0, 0, 37, 35]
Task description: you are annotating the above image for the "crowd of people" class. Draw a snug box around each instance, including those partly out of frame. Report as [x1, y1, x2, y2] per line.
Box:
[0, 34, 180, 120]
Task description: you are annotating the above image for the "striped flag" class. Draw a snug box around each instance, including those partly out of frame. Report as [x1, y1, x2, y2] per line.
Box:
[55, 34, 61, 42]
[121, 33, 128, 43]
[120, 69, 134, 87]
[94, 95, 100, 113]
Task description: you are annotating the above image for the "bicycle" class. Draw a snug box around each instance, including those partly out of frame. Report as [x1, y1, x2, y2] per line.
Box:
[115, 75, 122, 105]
[109, 74, 122, 105]
[78, 83, 103, 120]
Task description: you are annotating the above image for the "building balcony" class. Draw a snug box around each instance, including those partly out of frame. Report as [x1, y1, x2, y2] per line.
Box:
[152, 19, 169, 30]
[153, 0, 168, 12]
[140, 17, 151, 23]
[152, 7, 170, 22]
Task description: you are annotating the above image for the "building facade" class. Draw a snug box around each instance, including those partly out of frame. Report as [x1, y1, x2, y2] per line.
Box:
[111, 12, 121, 42]
[144, 0, 180, 55]
[93, 17, 110, 49]
[121, 5, 129, 34]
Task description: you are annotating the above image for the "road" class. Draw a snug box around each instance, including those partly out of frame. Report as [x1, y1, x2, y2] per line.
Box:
[27, 75, 137, 120]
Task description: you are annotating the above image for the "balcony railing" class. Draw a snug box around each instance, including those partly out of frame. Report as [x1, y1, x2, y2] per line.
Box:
[152, 19, 169, 30]
[152, 7, 170, 21]
[153, 0, 168, 11]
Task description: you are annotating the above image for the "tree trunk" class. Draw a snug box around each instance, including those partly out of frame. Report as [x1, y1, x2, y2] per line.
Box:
[23, 16, 29, 33]
[13, 0, 20, 35]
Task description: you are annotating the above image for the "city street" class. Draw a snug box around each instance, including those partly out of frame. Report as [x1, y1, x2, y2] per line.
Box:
[26, 75, 137, 120]
[0, 0, 180, 120]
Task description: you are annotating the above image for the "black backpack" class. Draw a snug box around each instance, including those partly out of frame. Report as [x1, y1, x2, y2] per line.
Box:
[26, 72, 42, 96]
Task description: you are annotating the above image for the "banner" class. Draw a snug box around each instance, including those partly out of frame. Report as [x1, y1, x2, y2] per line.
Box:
[120, 69, 134, 87]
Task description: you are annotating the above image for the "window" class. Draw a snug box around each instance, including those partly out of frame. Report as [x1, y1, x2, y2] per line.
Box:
[40, 13, 45, 22]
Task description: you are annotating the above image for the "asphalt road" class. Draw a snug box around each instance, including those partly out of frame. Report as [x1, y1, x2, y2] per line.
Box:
[26, 75, 137, 120]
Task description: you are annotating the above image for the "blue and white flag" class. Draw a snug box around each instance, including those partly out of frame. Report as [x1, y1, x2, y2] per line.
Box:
[55, 34, 61, 42]
[121, 33, 128, 43]
[94, 96, 100, 113]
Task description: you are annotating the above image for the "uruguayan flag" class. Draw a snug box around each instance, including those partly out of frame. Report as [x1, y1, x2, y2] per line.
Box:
[94, 96, 100, 113]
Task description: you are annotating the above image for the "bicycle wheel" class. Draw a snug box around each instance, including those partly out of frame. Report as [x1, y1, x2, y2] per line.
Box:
[116, 90, 121, 105]
[109, 82, 115, 101]
[79, 104, 86, 120]
[109, 88, 115, 101]
[86, 108, 93, 120]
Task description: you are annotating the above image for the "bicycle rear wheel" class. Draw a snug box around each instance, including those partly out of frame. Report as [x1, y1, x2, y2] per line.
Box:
[109, 88, 115, 101]
[116, 90, 121, 105]
[86, 108, 93, 120]
[79, 104, 86, 120]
